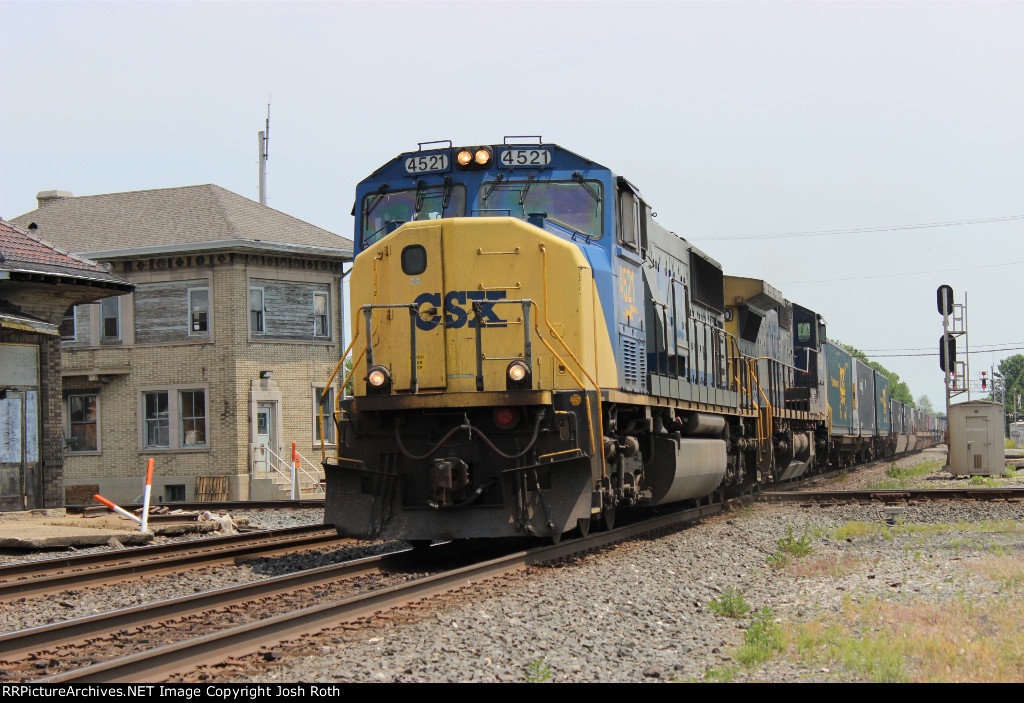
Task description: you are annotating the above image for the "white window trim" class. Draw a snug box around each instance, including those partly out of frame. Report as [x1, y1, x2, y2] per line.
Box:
[60, 306, 77, 342]
[313, 292, 330, 338]
[313, 385, 335, 444]
[65, 392, 101, 454]
[101, 296, 121, 342]
[187, 287, 211, 337]
[138, 384, 210, 452]
[249, 286, 266, 335]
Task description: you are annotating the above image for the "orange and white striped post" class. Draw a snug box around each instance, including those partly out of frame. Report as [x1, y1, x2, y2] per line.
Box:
[141, 458, 154, 532]
[291, 441, 299, 500]
[94, 494, 143, 524]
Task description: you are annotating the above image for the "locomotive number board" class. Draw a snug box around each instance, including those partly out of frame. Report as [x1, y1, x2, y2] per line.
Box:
[499, 149, 552, 167]
[405, 153, 449, 174]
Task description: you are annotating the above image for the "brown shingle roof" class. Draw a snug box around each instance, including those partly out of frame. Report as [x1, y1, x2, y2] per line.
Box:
[11, 184, 352, 258]
[0, 219, 129, 286]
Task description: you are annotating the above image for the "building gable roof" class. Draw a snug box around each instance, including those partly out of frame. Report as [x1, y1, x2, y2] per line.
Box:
[11, 184, 352, 259]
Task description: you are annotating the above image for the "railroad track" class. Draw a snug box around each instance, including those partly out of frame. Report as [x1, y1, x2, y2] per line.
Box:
[759, 487, 1024, 504]
[28, 501, 729, 683]
[0, 525, 349, 602]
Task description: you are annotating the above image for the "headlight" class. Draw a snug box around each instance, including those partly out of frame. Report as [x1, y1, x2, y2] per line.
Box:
[455, 145, 492, 170]
[366, 366, 392, 393]
[509, 362, 532, 384]
[506, 360, 531, 389]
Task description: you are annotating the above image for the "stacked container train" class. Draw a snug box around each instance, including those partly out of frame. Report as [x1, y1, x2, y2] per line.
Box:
[320, 139, 945, 542]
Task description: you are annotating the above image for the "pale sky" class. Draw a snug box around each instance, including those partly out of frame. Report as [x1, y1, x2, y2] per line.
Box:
[2, 0, 1021, 409]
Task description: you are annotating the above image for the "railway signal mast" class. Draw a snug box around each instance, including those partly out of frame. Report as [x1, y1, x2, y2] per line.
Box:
[937, 284, 970, 418]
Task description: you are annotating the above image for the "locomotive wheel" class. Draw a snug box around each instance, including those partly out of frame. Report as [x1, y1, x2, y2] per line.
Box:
[602, 503, 616, 531]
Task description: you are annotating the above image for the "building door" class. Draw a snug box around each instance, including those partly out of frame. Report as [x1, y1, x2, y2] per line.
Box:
[966, 415, 990, 473]
[0, 390, 40, 511]
[255, 401, 276, 474]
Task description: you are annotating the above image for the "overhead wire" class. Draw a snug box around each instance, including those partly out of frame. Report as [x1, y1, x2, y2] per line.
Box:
[690, 214, 1024, 242]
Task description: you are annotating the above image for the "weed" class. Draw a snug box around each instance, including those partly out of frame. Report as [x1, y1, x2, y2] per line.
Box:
[708, 587, 751, 618]
[777, 525, 814, 556]
[886, 461, 941, 479]
[735, 607, 786, 666]
[524, 658, 552, 683]
[767, 552, 790, 570]
[703, 666, 737, 683]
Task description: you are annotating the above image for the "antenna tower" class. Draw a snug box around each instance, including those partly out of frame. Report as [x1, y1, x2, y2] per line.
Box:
[258, 101, 271, 205]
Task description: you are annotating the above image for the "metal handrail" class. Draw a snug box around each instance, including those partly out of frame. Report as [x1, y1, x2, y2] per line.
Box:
[259, 445, 324, 495]
[294, 449, 327, 494]
[252, 444, 292, 482]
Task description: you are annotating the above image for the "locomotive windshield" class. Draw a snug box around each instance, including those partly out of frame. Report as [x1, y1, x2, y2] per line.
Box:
[362, 184, 467, 246]
[480, 179, 604, 239]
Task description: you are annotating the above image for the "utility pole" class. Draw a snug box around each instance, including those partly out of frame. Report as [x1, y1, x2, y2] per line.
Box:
[258, 101, 270, 205]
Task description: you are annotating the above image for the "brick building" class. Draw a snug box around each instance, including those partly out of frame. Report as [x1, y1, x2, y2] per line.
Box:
[0, 218, 132, 511]
[13, 186, 352, 503]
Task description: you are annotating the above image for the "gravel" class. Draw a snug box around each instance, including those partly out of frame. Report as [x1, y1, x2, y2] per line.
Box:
[5, 450, 1024, 682]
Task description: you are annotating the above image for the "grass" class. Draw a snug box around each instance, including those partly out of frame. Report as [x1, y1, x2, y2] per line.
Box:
[708, 587, 751, 618]
[976, 554, 1024, 589]
[789, 590, 1024, 682]
[702, 666, 737, 682]
[865, 459, 945, 489]
[831, 519, 1020, 542]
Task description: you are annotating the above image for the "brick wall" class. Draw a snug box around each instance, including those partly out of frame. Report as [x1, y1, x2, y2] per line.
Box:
[61, 253, 345, 500]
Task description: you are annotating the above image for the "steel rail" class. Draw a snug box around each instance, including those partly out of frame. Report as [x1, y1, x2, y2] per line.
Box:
[42, 501, 727, 683]
[0, 525, 332, 581]
[67, 500, 325, 513]
[0, 526, 349, 602]
[757, 487, 1024, 504]
[0, 548, 409, 662]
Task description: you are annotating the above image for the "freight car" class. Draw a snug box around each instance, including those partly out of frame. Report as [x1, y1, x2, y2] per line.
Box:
[320, 139, 944, 542]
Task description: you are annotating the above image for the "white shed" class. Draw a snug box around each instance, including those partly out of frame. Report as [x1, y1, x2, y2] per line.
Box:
[947, 400, 1005, 476]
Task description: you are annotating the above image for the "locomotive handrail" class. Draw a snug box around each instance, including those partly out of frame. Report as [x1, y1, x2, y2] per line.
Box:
[472, 299, 533, 392]
[362, 303, 419, 394]
[538, 243, 605, 479]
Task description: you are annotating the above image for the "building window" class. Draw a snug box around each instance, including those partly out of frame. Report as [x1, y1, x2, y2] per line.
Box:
[101, 296, 120, 341]
[141, 386, 209, 451]
[250, 287, 265, 334]
[165, 484, 186, 502]
[60, 306, 76, 341]
[313, 292, 329, 338]
[179, 389, 207, 447]
[144, 391, 170, 448]
[314, 387, 335, 443]
[188, 288, 209, 335]
[66, 393, 98, 452]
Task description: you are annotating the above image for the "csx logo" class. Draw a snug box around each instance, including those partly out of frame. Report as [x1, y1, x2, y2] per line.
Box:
[414, 291, 507, 331]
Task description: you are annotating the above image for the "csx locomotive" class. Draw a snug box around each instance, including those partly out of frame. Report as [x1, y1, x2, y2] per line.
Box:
[320, 139, 944, 541]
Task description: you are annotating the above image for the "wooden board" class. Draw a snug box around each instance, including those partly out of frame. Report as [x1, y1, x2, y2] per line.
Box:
[195, 475, 229, 502]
